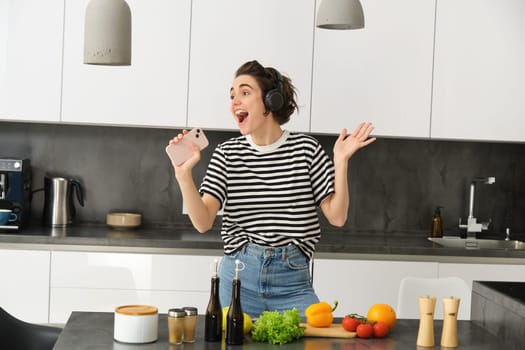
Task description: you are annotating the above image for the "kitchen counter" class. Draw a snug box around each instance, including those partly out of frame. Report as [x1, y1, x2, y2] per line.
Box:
[1, 224, 525, 263]
[53, 312, 508, 350]
[471, 281, 525, 350]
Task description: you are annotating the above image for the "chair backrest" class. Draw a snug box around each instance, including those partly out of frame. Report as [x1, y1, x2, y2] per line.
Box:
[0, 307, 62, 350]
[396, 276, 471, 320]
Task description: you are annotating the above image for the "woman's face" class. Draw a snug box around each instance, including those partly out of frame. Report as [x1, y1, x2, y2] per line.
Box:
[230, 74, 269, 135]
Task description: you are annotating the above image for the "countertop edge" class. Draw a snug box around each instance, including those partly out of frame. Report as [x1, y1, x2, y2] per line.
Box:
[1, 241, 525, 265]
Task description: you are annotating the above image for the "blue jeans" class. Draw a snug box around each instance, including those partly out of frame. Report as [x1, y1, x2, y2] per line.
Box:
[218, 243, 319, 319]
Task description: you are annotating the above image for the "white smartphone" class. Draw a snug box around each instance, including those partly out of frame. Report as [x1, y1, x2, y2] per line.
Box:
[165, 128, 209, 166]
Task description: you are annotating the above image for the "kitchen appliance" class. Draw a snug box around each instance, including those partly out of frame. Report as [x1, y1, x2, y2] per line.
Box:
[0, 158, 32, 232]
[43, 173, 84, 227]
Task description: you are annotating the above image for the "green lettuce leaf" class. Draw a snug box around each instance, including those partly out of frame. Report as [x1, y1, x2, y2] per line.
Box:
[251, 309, 305, 344]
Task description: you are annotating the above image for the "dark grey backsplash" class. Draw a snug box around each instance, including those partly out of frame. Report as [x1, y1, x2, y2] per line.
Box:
[1, 121, 524, 237]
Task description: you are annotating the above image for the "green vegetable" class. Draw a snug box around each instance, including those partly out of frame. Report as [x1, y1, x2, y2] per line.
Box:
[251, 309, 305, 344]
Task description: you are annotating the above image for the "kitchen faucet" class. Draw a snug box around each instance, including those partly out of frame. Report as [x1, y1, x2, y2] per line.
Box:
[459, 177, 495, 239]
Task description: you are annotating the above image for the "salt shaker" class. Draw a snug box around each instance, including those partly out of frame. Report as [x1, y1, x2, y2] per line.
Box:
[182, 306, 198, 343]
[416, 296, 436, 347]
[441, 297, 460, 348]
[167, 308, 186, 344]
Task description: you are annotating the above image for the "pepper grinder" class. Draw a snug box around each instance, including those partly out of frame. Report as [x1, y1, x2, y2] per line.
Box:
[416, 296, 436, 347]
[441, 297, 460, 348]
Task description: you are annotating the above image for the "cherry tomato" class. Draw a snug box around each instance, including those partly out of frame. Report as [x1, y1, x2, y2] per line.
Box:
[342, 316, 361, 332]
[356, 323, 373, 338]
[372, 321, 390, 338]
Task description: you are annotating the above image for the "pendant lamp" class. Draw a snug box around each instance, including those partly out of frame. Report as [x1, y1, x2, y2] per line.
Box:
[84, 0, 132, 65]
[316, 0, 365, 30]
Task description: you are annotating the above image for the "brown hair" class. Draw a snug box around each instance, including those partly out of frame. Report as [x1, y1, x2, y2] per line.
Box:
[235, 60, 298, 125]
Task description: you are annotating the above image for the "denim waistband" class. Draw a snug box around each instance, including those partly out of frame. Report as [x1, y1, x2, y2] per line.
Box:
[241, 243, 304, 260]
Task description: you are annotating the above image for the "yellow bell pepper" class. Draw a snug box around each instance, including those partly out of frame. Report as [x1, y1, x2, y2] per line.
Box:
[305, 301, 338, 328]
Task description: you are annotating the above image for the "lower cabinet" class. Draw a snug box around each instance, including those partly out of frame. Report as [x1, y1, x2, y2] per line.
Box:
[312, 259, 439, 318]
[438, 263, 525, 289]
[49, 251, 221, 324]
[0, 249, 51, 323]
[314, 259, 525, 320]
[4, 248, 525, 324]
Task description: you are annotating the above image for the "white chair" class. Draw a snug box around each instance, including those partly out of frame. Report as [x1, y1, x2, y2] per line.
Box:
[396, 276, 471, 320]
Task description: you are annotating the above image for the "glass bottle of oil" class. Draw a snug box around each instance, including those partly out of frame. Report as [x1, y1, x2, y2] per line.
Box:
[204, 258, 222, 342]
[226, 259, 244, 345]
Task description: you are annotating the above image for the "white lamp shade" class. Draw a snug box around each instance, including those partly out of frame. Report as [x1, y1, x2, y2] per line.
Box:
[316, 0, 365, 30]
[84, 0, 132, 65]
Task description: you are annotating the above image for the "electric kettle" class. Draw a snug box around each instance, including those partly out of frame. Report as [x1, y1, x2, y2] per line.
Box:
[43, 173, 85, 227]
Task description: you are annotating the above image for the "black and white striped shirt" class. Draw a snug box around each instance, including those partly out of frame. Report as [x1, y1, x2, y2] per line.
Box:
[199, 131, 335, 258]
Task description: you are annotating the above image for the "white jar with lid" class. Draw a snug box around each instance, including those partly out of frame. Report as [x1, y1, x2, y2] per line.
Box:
[114, 305, 158, 343]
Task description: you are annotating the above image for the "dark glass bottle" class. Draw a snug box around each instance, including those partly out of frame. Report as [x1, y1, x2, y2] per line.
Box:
[204, 274, 222, 342]
[226, 260, 244, 345]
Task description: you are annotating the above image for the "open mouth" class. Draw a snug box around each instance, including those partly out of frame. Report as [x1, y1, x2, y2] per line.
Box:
[235, 110, 248, 124]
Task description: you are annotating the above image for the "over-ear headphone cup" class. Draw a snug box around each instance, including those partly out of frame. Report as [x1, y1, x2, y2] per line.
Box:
[265, 89, 284, 112]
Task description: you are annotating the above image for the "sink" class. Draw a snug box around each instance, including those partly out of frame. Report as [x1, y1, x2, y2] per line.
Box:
[428, 237, 525, 250]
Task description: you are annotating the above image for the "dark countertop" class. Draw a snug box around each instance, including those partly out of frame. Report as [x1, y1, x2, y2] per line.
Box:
[2, 224, 525, 262]
[53, 312, 508, 350]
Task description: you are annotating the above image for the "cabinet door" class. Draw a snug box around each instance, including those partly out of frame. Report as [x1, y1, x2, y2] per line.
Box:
[50, 251, 219, 323]
[187, 0, 315, 132]
[438, 262, 525, 320]
[311, 0, 435, 137]
[61, 0, 190, 127]
[0, 249, 51, 323]
[313, 259, 438, 317]
[0, 0, 7, 113]
[439, 262, 525, 290]
[431, 0, 525, 142]
[0, 0, 63, 122]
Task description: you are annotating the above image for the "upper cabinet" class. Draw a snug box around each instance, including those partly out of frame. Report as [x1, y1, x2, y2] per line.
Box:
[61, 0, 191, 127]
[2, 0, 525, 143]
[0, 0, 64, 122]
[187, 0, 316, 132]
[431, 0, 525, 142]
[311, 0, 436, 137]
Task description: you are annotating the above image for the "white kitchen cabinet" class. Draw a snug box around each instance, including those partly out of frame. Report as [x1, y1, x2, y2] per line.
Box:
[0, 0, 63, 122]
[311, 0, 435, 137]
[49, 251, 219, 323]
[438, 262, 525, 320]
[187, 0, 315, 132]
[0, 0, 7, 112]
[438, 262, 525, 290]
[313, 258, 439, 317]
[431, 0, 525, 142]
[61, 0, 190, 127]
[0, 249, 51, 323]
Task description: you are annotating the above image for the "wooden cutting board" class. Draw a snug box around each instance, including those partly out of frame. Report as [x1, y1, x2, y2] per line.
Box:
[301, 323, 357, 338]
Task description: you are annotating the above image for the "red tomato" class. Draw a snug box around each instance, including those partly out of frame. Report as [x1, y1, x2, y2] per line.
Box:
[342, 316, 361, 332]
[372, 321, 390, 338]
[356, 323, 373, 338]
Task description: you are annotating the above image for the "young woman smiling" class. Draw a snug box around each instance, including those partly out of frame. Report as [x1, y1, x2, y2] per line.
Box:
[168, 60, 375, 318]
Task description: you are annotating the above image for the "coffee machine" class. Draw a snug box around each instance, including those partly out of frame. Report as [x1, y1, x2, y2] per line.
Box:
[0, 158, 32, 231]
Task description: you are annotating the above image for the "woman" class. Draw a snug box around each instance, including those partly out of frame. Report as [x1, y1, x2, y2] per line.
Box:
[169, 60, 375, 317]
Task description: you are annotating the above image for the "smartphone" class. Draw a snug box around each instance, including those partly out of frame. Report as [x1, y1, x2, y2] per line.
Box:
[165, 128, 209, 166]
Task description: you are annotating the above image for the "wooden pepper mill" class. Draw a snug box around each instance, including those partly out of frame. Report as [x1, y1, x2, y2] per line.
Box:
[441, 297, 461, 348]
[416, 296, 436, 347]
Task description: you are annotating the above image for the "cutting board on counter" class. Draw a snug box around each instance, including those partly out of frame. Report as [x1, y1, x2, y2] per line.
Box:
[300, 323, 357, 338]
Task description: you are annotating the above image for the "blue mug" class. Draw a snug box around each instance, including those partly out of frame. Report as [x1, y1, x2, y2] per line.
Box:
[0, 209, 17, 225]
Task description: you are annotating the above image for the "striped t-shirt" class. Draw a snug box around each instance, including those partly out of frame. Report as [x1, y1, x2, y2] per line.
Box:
[199, 130, 335, 259]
